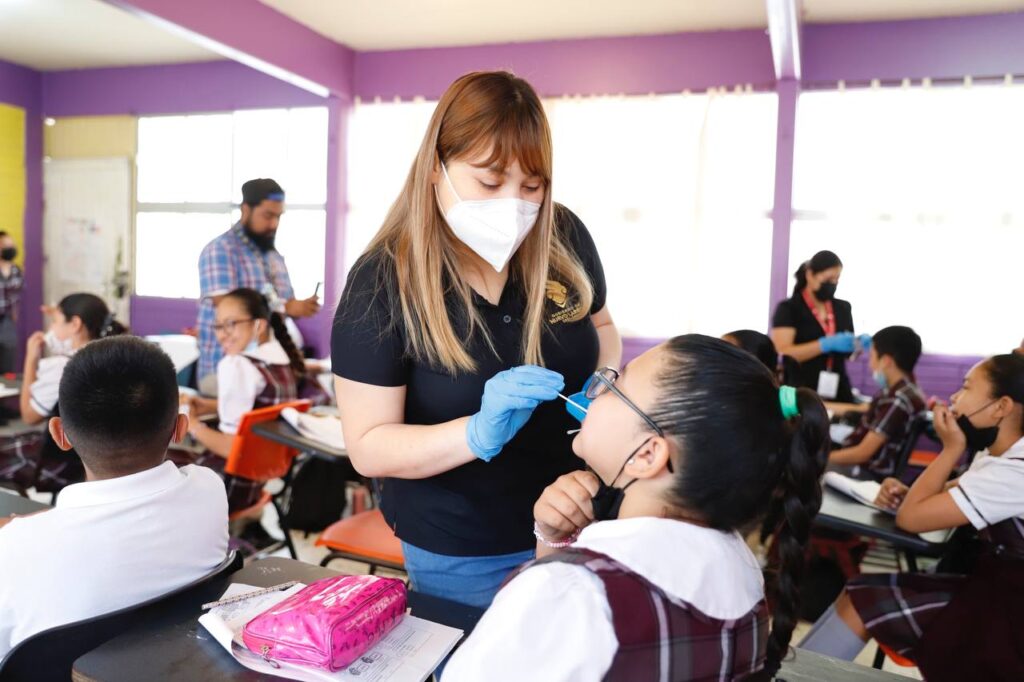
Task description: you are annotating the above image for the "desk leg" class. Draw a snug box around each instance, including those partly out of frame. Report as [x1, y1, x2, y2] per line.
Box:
[272, 456, 301, 560]
[904, 551, 919, 573]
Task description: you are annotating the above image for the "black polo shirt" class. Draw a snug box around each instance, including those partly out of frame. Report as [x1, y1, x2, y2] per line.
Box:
[772, 293, 855, 402]
[331, 205, 606, 557]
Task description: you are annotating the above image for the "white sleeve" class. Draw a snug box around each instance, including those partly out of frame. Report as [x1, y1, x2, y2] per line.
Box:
[442, 563, 617, 682]
[949, 456, 1024, 529]
[216, 356, 266, 435]
[29, 356, 70, 416]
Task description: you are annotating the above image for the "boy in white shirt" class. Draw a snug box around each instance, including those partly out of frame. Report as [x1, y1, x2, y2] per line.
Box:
[0, 336, 229, 658]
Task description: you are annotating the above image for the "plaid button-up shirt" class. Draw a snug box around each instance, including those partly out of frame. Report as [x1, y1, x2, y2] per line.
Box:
[0, 264, 23, 319]
[197, 223, 293, 379]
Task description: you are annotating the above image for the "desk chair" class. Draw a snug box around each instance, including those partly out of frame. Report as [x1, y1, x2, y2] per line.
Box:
[224, 400, 311, 559]
[0, 551, 241, 682]
[892, 415, 934, 481]
[317, 509, 405, 575]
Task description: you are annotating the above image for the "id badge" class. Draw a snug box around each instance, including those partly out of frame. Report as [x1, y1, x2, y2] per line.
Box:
[817, 370, 840, 400]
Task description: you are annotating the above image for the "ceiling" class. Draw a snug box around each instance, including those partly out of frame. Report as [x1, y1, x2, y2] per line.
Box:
[0, 0, 219, 71]
[2, 0, 1023, 72]
[260, 0, 1024, 51]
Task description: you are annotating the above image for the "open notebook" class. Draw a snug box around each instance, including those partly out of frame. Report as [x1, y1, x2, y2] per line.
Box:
[823, 471, 896, 515]
[199, 583, 462, 682]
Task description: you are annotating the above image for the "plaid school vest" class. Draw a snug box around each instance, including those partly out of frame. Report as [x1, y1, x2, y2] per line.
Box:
[504, 548, 770, 682]
[247, 357, 298, 407]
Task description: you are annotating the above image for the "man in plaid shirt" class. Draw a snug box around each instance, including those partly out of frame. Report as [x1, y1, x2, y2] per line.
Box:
[0, 232, 24, 373]
[830, 326, 927, 480]
[196, 179, 320, 395]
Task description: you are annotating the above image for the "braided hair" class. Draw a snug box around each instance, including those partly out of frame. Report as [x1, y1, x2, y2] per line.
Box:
[646, 335, 830, 678]
[222, 288, 306, 380]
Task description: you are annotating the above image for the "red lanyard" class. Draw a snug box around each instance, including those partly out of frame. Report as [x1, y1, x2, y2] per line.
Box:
[803, 288, 836, 370]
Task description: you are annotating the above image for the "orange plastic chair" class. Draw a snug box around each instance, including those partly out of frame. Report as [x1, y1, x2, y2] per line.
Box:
[223, 399, 311, 558]
[907, 450, 938, 469]
[316, 509, 405, 575]
[873, 642, 916, 669]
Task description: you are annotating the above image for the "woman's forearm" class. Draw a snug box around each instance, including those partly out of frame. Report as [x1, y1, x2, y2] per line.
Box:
[594, 322, 622, 371]
[347, 417, 478, 479]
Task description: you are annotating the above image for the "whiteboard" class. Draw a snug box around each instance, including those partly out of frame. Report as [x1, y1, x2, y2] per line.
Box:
[42, 158, 132, 323]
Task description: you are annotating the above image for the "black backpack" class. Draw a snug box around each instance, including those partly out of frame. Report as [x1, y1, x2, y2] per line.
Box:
[283, 455, 361, 532]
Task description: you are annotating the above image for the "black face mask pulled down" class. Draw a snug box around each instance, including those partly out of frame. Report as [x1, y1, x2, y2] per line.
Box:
[243, 221, 277, 252]
[591, 438, 652, 522]
[814, 281, 837, 302]
[957, 402, 1001, 452]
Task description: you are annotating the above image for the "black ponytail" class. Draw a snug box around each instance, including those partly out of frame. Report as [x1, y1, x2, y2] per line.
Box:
[222, 288, 306, 381]
[645, 335, 829, 679]
[269, 311, 307, 380]
[58, 293, 128, 340]
[982, 354, 1024, 432]
[792, 250, 843, 297]
[762, 387, 830, 677]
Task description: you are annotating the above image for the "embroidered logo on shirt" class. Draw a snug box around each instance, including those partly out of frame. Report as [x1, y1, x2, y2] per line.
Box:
[546, 280, 583, 324]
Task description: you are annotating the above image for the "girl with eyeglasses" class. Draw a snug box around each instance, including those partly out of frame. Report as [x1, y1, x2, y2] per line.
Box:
[182, 288, 312, 549]
[443, 335, 830, 682]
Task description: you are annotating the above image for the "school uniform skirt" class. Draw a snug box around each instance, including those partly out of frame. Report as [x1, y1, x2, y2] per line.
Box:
[848, 550, 1024, 681]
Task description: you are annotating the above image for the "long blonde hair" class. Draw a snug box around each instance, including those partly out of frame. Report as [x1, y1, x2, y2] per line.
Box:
[359, 71, 593, 374]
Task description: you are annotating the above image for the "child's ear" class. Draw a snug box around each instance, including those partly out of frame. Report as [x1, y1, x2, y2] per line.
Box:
[48, 417, 74, 452]
[171, 413, 189, 444]
[625, 436, 673, 480]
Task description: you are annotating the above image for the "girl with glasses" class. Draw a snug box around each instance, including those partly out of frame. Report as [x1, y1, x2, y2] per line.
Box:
[444, 335, 830, 681]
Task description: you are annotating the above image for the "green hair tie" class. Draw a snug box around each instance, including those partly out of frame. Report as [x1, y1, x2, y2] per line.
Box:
[779, 385, 800, 419]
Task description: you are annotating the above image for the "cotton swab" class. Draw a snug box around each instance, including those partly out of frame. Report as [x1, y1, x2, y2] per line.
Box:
[558, 393, 589, 414]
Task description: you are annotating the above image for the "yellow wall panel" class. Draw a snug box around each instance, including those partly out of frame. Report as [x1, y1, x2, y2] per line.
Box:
[43, 116, 137, 158]
[0, 104, 26, 266]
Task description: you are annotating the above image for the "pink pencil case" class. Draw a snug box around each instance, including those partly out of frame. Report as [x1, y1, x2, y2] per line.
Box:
[242, 575, 407, 671]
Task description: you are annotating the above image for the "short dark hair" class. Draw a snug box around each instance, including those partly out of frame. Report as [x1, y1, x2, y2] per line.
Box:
[724, 330, 778, 372]
[58, 336, 179, 473]
[241, 178, 285, 207]
[872, 326, 922, 374]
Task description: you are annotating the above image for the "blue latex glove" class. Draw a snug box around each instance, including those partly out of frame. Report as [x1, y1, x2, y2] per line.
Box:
[819, 331, 855, 354]
[857, 333, 872, 352]
[467, 366, 565, 461]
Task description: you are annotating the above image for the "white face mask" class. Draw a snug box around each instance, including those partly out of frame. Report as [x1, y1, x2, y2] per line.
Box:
[44, 330, 74, 357]
[437, 163, 541, 273]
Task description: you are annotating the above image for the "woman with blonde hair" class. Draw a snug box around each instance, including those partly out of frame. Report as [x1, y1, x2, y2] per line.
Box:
[331, 71, 619, 606]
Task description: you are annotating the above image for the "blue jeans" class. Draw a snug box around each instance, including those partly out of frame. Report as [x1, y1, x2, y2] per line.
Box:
[400, 541, 535, 609]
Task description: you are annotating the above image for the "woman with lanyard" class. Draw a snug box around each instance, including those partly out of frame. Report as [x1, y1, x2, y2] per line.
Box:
[330, 71, 619, 608]
[771, 250, 868, 406]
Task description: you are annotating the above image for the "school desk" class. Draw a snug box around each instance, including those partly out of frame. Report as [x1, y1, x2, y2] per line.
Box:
[251, 418, 348, 462]
[71, 556, 480, 682]
[815, 486, 953, 571]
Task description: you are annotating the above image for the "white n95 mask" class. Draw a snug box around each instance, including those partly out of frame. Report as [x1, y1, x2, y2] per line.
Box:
[44, 330, 74, 357]
[437, 163, 541, 273]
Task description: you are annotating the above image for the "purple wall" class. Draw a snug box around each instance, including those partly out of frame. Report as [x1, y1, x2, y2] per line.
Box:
[43, 60, 324, 117]
[354, 30, 775, 100]
[129, 295, 198, 336]
[803, 11, 1024, 84]
[0, 59, 44, 360]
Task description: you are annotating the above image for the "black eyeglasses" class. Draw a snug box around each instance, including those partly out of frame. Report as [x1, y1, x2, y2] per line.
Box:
[583, 367, 664, 438]
[212, 318, 255, 334]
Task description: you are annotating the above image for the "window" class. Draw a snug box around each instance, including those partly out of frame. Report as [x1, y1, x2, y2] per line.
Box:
[345, 92, 778, 338]
[792, 85, 1024, 355]
[135, 108, 328, 299]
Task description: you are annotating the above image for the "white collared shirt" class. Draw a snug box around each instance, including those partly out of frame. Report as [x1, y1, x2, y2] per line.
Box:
[0, 461, 228, 656]
[216, 340, 292, 435]
[443, 517, 764, 682]
[29, 355, 71, 416]
[950, 436, 1024, 530]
